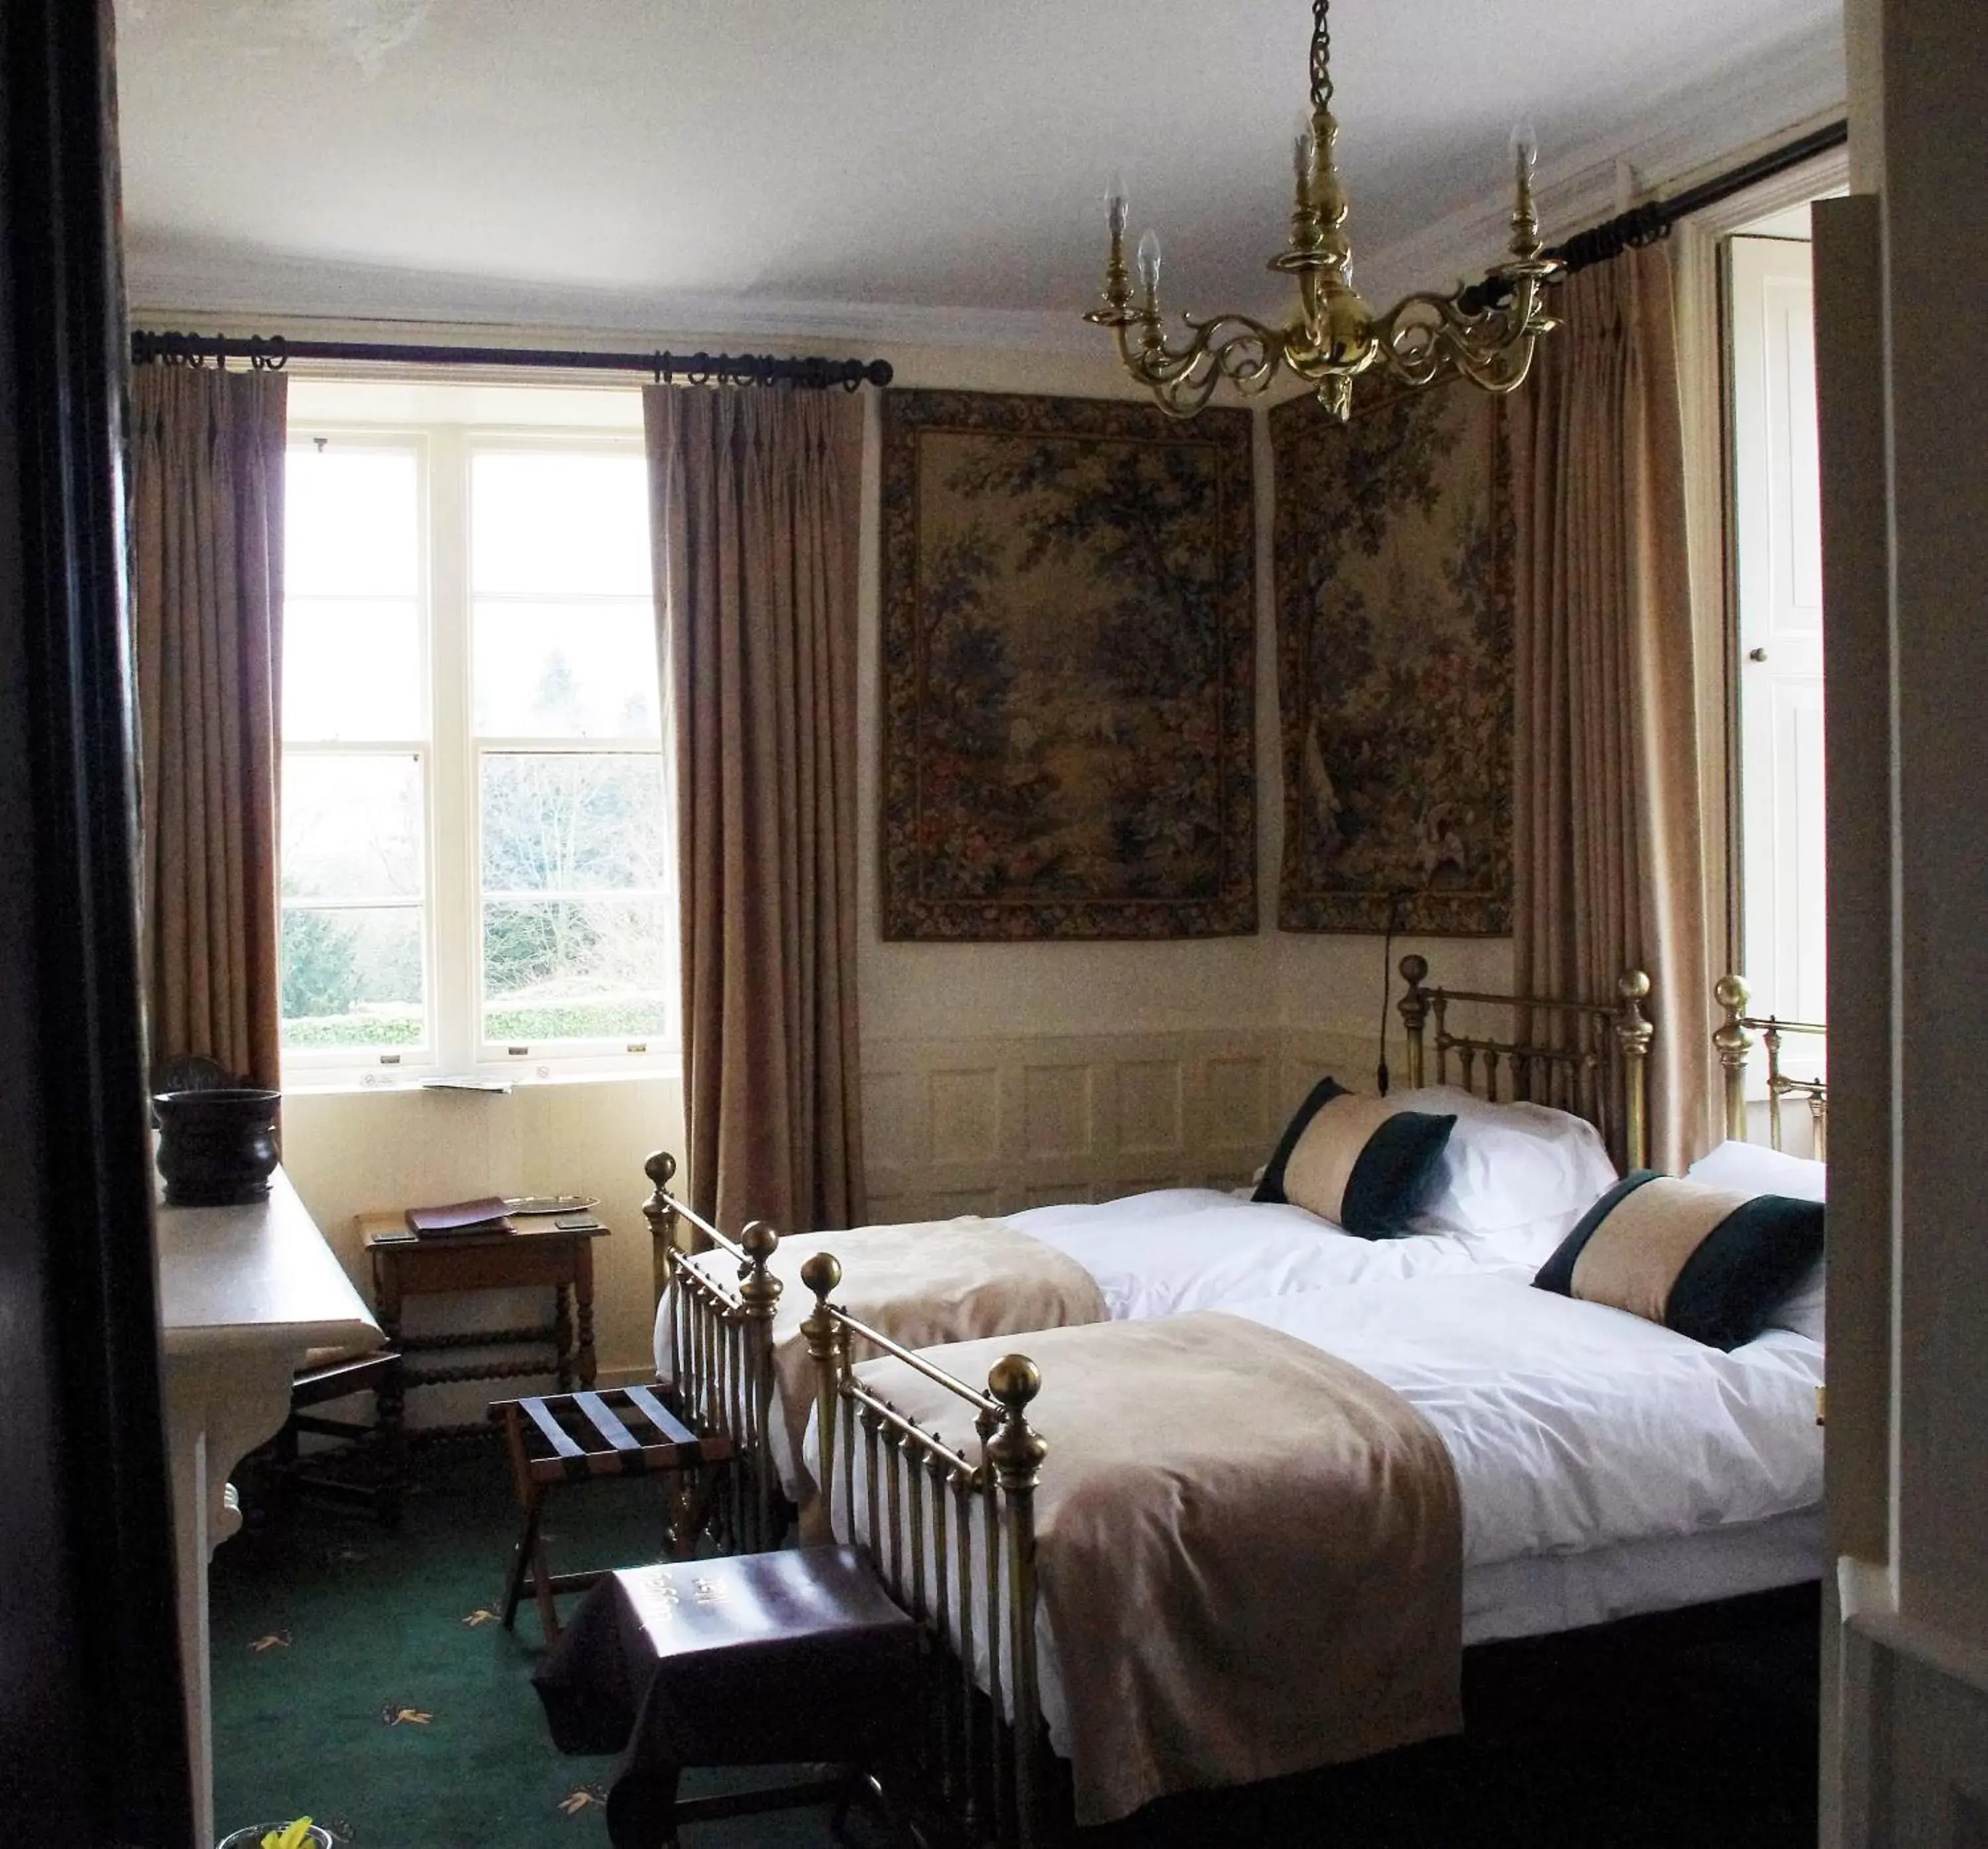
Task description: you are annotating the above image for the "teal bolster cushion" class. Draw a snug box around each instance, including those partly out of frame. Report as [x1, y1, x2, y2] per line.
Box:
[1534, 1170, 1825, 1351]
[1253, 1078, 1456, 1240]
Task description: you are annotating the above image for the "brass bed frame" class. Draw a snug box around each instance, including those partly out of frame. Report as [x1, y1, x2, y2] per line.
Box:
[637, 1151, 785, 1552]
[1396, 954, 1653, 1172]
[1713, 973, 1828, 1158]
[637, 960, 1655, 1563]
[799, 1251, 1050, 1848]
[633, 965, 1662, 1844]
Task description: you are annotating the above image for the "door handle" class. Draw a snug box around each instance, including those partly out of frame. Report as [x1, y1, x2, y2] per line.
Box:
[1747, 647, 1769, 663]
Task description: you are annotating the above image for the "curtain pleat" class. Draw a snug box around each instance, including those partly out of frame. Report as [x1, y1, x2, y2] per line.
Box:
[645, 386, 865, 1233]
[133, 366, 286, 1089]
[1513, 244, 1715, 1171]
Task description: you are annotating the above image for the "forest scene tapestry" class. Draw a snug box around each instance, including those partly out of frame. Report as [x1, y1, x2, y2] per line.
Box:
[881, 390, 1256, 940]
[1271, 376, 1514, 936]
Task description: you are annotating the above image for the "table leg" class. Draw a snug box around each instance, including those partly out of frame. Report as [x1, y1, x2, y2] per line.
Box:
[575, 1239, 597, 1390]
[555, 1282, 574, 1392]
[374, 1251, 407, 1449]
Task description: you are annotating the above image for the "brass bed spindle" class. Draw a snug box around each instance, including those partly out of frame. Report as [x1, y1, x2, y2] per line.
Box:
[1396, 957, 1652, 1171]
[1714, 974, 1828, 1156]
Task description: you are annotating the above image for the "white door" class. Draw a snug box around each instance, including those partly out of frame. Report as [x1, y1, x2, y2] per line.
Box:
[1728, 235, 1828, 1115]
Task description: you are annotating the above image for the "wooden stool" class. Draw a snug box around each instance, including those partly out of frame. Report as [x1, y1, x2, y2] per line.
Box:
[531, 1548, 917, 1849]
[490, 1386, 732, 1643]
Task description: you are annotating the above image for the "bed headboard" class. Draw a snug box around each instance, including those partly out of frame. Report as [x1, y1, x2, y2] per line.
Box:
[1396, 956, 1652, 1172]
[1713, 974, 1828, 1159]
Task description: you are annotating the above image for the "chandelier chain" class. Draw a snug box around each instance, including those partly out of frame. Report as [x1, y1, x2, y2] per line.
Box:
[1309, 0, 1333, 109]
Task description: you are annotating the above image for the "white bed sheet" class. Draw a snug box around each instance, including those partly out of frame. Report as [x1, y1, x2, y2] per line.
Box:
[1463, 1506, 1824, 1646]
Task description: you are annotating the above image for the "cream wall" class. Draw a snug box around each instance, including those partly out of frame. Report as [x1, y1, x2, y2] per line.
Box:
[170, 315, 1508, 1381]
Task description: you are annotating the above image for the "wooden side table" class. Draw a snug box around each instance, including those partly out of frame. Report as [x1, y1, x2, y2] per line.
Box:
[359, 1214, 609, 1438]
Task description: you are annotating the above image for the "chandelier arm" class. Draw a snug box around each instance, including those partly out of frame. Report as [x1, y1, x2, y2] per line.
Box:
[1368, 284, 1559, 395]
[1114, 313, 1288, 420]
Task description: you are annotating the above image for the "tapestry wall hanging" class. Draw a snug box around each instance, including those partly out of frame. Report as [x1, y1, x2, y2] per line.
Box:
[881, 390, 1256, 940]
[1271, 376, 1514, 936]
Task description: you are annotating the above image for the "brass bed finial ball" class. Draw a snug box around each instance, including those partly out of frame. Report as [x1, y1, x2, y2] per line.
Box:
[987, 1353, 1042, 1407]
[1714, 973, 1750, 1013]
[1619, 970, 1652, 1001]
[1399, 952, 1429, 986]
[740, 1219, 779, 1261]
[800, 1251, 842, 1298]
[643, 1150, 677, 1188]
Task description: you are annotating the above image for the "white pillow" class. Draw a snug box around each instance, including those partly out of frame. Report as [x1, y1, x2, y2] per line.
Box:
[1686, 1139, 1826, 1202]
[1687, 1140, 1826, 1342]
[1406, 1086, 1620, 1257]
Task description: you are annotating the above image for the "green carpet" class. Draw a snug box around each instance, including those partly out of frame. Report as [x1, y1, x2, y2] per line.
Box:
[209, 1443, 869, 1849]
[211, 1442, 1819, 1848]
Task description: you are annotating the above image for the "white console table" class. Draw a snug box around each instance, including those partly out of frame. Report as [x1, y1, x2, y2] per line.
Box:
[156, 1170, 379, 1848]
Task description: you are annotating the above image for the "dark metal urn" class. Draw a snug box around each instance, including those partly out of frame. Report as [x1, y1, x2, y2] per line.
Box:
[152, 1087, 282, 1205]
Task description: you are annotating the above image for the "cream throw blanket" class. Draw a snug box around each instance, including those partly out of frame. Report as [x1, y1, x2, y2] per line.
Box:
[851, 1312, 1463, 1824]
[684, 1216, 1108, 1508]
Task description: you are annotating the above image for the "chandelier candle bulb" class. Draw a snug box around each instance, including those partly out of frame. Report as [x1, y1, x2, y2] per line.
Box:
[1084, 0, 1565, 421]
[1510, 117, 1540, 188]
[1105, 174, 1129, 240]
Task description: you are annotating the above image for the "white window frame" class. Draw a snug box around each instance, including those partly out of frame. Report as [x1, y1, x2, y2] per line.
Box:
[280, 400, 677, 1092]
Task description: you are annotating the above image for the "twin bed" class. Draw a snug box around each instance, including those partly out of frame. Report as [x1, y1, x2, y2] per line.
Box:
[635, 964, 1828, 1843]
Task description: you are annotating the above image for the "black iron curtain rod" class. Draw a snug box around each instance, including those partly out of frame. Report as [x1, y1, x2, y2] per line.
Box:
[128, 329, 895, 390]
[1457, 118, 1849, 314]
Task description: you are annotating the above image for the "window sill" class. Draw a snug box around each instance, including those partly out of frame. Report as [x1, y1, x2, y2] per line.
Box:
[280, 1063, 681, 1099]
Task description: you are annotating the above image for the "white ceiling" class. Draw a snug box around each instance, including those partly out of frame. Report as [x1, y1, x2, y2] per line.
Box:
[115, 0, 1844, 341]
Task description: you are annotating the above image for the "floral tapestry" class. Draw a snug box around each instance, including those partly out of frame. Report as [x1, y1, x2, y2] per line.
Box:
[881, 390, 1256, 940]
[1272, 376, 1514, 935]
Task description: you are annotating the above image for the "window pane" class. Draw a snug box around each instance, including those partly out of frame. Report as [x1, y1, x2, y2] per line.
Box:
[283, 753, 423, 901]
[284, 598, 423, 740]
[482, 897, 670, 1043]
[471, 451, 650, 596]
[286, 445, 418, 596]
[480, 753, 667, 895]
[280, 905, 425, 1049]
[474, 600, 659, 738]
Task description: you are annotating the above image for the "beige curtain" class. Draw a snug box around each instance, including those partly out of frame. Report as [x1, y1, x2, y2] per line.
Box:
[133, 366, 287, 1089]
[644, 386, 866, 1233]
[1512, 243, 1716, 1172]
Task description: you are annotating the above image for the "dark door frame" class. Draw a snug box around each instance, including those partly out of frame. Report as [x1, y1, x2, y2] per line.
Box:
[1, 2, 195, 1843]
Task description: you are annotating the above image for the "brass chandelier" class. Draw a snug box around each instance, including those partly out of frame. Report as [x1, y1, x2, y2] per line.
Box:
[1086, 0, 1565, 421]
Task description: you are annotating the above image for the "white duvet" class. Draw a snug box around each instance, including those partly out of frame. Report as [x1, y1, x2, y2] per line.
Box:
[1005, 1188, 1547, 1319]
[653, 1188, 1551, 1391]
[1224, 1274, 1825, 1569]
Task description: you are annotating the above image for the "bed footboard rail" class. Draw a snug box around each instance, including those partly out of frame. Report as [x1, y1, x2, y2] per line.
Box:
[801, 1252, 1049, 1849]
[1714, 975, 1828, 1157]
[1397, 956, 1653, 1171]
[639, 1152, 785, 1551]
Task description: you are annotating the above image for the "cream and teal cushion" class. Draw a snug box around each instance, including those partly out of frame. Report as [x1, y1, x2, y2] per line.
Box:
[1252, 1077, 1457, 1239]
[1533, 1170, 1825, 1350]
